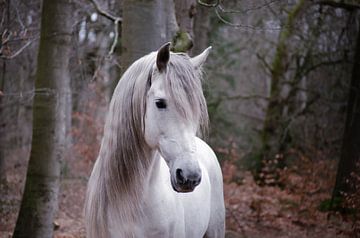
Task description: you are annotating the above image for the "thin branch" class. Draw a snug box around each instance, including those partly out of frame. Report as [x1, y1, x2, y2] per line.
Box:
[303, 59, 347, 76]
[108, 18, 120, 57]
[197, 0, 220, 8]
[224, 94, 269, 101]
[11, 0, 25, 29]
[88, 0, 122, 22]
[215, 8, 281, 31]
[0, 7, 6, 28]
[88, 0, 122, 56]
[256, 52, 273, 75]
[314, 0, 360, 11]
[1, 30, 11, 47]
[218, 0, 280, 14]
[1, 40, 33, 60]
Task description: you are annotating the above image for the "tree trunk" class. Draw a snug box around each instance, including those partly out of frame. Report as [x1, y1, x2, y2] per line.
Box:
[0, 0, 38, 183]
[0, 62, 5, 182]
[332, 21, 360, 199]
[121, 0, 177, 71]
[12, 0, 73, 237]
[259, 0, 305, 170]
[192, 2, 211, 55]
[172, 0, 196, 52]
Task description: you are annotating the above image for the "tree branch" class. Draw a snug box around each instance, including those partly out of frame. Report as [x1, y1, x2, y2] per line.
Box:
[221, 93, 269, 101]
[256, 52, 273, 75]
[303, 58, 348, 76]
[214, 7, 281, 31]
[197, 0, 219, 8]
[108, 18, 120, 57]
[1, 40, 33, 60]
[88, 0, 122, 22]
[218, 0, 280, 14]
[314, 0, 360, 11]
[88, 0, 122, 56]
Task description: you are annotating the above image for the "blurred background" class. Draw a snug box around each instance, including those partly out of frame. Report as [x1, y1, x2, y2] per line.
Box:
[0, 0, 359, 237]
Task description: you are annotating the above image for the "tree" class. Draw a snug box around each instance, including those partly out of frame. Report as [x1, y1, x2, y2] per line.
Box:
[258, 0, 306, 174]
[12, 0, 73, 237]
[332, 15, 360, 201]
[172, 0, 196, 52]
[0, 0, 40, 183]
[121, 0, 177, 71]
[193, 1, 211, 55]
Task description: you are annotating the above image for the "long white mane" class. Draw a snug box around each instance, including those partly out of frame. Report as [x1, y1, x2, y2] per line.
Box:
[85, 52, 209, 238]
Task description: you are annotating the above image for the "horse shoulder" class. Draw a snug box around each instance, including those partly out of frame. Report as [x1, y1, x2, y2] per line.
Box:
[195, 137, 226, 238]
[195, 137, 222, 178]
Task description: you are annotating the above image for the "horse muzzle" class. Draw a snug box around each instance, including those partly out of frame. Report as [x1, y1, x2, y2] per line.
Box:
[171, 168, 202, 193]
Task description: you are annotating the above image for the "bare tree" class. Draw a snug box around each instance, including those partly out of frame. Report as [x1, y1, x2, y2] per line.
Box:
[0, 0, 40, 183]
[259, 0, 306, 171]
[12, 0, 73, 236]
[332, 14, 360, 201]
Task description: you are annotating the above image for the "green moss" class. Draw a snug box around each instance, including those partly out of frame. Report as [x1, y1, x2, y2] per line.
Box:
[171, 31, 193, 53]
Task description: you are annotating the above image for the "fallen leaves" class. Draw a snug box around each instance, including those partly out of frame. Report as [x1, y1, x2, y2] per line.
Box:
[223, 156, 354, 238]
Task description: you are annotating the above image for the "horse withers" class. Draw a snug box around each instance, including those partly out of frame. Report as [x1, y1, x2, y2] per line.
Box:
[85, 43, 225, 238]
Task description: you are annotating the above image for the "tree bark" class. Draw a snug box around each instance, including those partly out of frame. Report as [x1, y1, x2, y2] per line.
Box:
[332, 20, 360, 199]
[12, 0, 73, 237]
[0, 62, 5, 182]
[121, 0, 177, 71]
[259, 0, 306, 169]
[172, 0, 196, 52]
[192, 2, 211, 55]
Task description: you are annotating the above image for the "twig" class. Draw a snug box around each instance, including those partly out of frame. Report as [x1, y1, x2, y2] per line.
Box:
[218, 0, 280, 14]
[108, 18, 120, 57]
[1, 40, 33, 59]
[88, 0, 121, 22]
[256, 52, 273, 75]
[0, 8, 6, 28]
[88, 0, 122, 56]
[197, 0, 220, 8]
[314, 0, 360, 11]
[1, 29, 11, 45]
[223, 94, 269, 101]
[215, 8, 281, 31]
[11, 0, 25, 30]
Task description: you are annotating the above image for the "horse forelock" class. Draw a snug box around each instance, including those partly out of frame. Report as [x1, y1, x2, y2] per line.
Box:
[85, 51, 209, 238]
[166, 53, 209, 136]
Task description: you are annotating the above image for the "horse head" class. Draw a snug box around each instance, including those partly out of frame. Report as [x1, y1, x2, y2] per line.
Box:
[144, 43, 211, 193]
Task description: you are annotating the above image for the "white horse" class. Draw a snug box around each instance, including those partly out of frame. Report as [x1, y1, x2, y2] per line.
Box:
[85, 43, 225, 238]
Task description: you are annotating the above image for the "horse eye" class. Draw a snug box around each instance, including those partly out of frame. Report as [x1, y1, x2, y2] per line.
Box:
[155, 99, 167, 109]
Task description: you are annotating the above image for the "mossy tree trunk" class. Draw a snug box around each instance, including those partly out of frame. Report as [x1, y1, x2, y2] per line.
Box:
[12, 0, 73, 237]
[259, 0, 305, 167]
[172, 0, 196, 52]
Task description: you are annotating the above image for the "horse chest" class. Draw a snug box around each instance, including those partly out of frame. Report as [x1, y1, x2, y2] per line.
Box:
[141, 159, 186, 237]
[140, 157, 211, 238]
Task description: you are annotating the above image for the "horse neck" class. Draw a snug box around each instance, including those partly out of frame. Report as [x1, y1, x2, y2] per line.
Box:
[105, 148, 159, 232]
[143, 151, 164, 191]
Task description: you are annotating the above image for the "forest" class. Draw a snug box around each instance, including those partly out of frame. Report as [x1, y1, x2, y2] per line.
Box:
[0, 0, 360, 237]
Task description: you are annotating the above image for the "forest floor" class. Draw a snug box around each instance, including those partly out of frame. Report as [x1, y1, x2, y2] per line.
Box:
[0, 146, 358, 238]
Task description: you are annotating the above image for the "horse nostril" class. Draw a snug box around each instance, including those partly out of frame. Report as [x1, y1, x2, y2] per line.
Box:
[176, 169, 186, 184]
[193, 176, 201, 186]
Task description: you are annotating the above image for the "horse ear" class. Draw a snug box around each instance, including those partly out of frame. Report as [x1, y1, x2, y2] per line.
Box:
[156, 42, 171, 72]
[190, 46, 212, 70]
